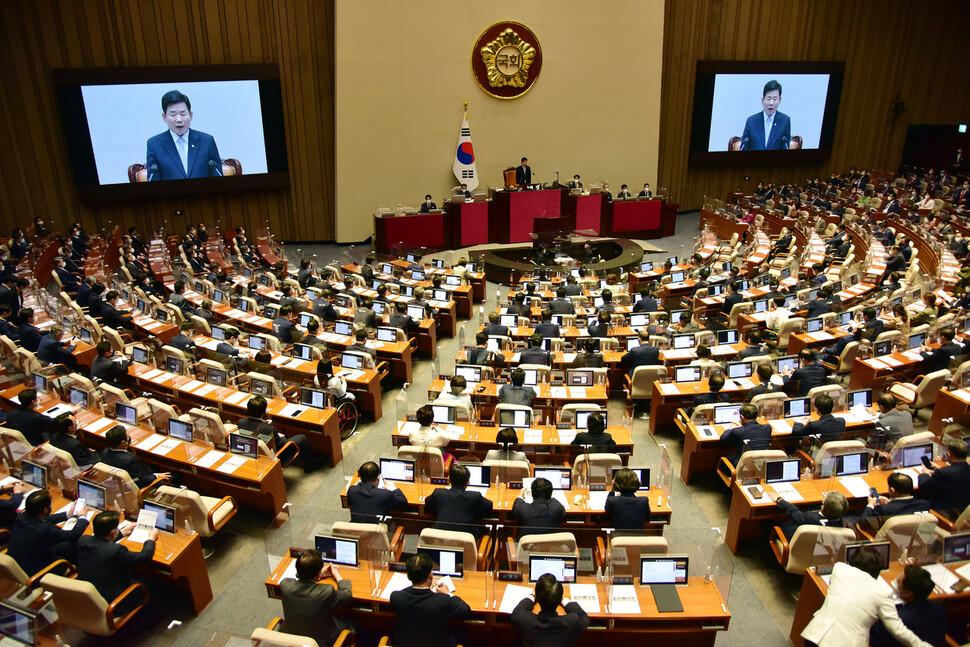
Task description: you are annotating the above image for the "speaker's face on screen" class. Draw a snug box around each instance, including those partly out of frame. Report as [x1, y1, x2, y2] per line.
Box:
[163, 102, 193, 136]
[761, 89, 781, 116]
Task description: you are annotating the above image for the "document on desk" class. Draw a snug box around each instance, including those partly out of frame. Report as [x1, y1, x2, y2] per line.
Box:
[193, 384, 219, 397]
[127, 509, 158, 544]
[499, 584, 533, 614]
[955, 562, 970, 582]
[735, 378, 757, 390]
[379, 572, 413, 600]
[398, 421, 421, 435]
[769, 419, 792, 434]
[285, 358, 308, 369]
[42, 403, 74, 419]
[562, 353, 577, 363]
[695, 425, 719, 439]
[902, 350, 923, 362]
[659, 383, 681, 396]
[838, 476, 872, 499]
[609, 584, 642, 614]
[950, 389, 970, 404]
[522, 428, 543, 444]
[864, 358, 888, 369]
[894, 467, 921, 482]
[444, 425, 465, 440]
[338, 369, 364, 381]
[150, 438, 182, 456]
[181, 379, 206, 393]
[568, 387, 588, 399]
[278, 403, 306, 418]
[549, 387, 568, 399]
[134, 434, 166, 451]
[140, 368, 165, 382]
[663, 349, 694, 360]
[586, 491, 609, 511]
[510, 353, 521, 363]
[923, 563, 960, 593]
[194, 450, 224, 469]
[216, 455, 248, 474]
[770, 482, 803, 502]
[558, 429, 577, 444]
[568, 583, 601, 613]
[84, 417, 115, 434]
[551, 491, 571, 510]
[270, 355, 289, 366]
[881, 356, 903, 367]
[224, 391, 251, 406]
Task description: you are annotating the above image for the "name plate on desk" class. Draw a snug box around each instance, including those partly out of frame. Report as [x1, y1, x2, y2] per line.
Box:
[388, 561, 406, 572]
[479, 420, 496, 427]
[430, 477, 449, 485]
[556, 423, 572, 430]
[498, 570, 523, 582]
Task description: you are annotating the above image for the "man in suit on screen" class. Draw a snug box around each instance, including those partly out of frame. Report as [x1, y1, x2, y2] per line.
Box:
[740, 80, 792, 151]
[146, 90, 222, 181]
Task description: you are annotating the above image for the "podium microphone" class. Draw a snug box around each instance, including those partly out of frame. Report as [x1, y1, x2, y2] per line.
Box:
[209, 160, 223, 176]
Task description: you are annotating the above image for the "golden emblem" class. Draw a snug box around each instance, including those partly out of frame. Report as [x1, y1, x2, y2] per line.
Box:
[480, 29, 536, 89]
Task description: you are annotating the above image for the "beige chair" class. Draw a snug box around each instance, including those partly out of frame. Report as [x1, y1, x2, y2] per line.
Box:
[0, 428, 32, 472]
[481, 459, 531, 482]
[717, 449, 788, 488]
[932, 503, 970, 534]
[510, 531, 578, 572]
[419, 528, 490, 572]
[866, 514, 935, 561]
[155, 485, 237, 539]
[766, 317, 805, 352]
[244, 371, 287, 399]
[0, 554, 76, 590]
[572, 453, 623, 486]
[802, 440, 867, 474]
[595, 536, 668, 571]
[624, 365, 667, 416]
[518, 363, 552, 384]
[99, 382, 152, 420]
[40, 572, 149, 636]
[819, 341, 862, 376]
[768, 525, 858, 574]
[719, 301, 753, 329]
[430, 399, 471, 421]
[191, 315, 212, 336]
[89, 462, 163, 516]
[397, 445, 449, 478]
[253, 620, 347, 647]
[889, 368, 949, 414]
[807, 384, 846, 405]
[887, 431, 935, 456]
[332, 521, 404, 561]
[146, 398, 180, 432]
[559, 404, 605, 424]
[750, 392, 788, 418]
[493, 404, 534, 425]
[188, 407, 238, 447]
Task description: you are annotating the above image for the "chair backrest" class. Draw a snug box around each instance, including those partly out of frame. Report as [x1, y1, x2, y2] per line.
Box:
[784, 526, 858, 573]
[775, 317, 805, 347]
[247, 371, 283, 399]
[610, 536, 668, 568]
[559, 404, 605, 423]
[90, 462, 140, 513]
[727, 302, 753, 328]
[806, 384, 846, 404]
[430, 399, 471, 421]
[0, 553, 28, 587]
[873, 514, 934, 560]
[888, 431, 935, 455]
[911, 369, 950, 408]
[39, 573, 111, 635]
[251, 627, 321, 647]
[572, 453, 623, 486]
[188, 407, 230, 447]
[155, 484, 220, 537]
[734, 450, 789, 482]
[191, 315, 211, 336]
[332, 521, 390, 553]
[99, 382, 131, 407]
[518, 364, 551, 383]
[397, 445, 445, 478]
[516, 532, 578, 568]
[419, 528, 480, 572]
[493, 404, 534, 424]
[481, 459, 531, 481]
[630, 365, 667, 397]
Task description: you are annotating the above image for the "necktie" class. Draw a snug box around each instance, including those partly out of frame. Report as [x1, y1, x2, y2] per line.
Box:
[177, 136, 188, 175]
[764, 115, 772, 146]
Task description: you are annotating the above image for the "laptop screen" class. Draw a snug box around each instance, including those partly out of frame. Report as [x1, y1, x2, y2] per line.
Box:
[207, 367, 227, 387]
[533, 467, 571, 490]
[334, 320, 353, 336]
[380, 458, 415, 482]
[900, 443, 933, 468]
[465, 464, 492, 488]
[847, 389, 872, 408]
[943, 532, 970, 564]
[77, 480, 107, 511]
[21, 461, 47, 490]
[211, 325, 226, 341]
[407, 305, 426, 321]
[672, 334, 694, 349]
[670, 310, 686, 325]
[341, 353, 363, 370]
[567, 370, 594, 386]
[845, 542, 890, 570]
[718, 329, 739, 345]
[835, 452, 868, 477]
[69, 386, 89, 408]
[611, 466, 651, 490]
[115, 403, 137, 425]
[529, 554, 577, 583]
[228, 433, 259, 459]
[777, 356, 799, 374]
[806, 318, 823, 333]
[248, 334, 266, 350]
[499, 409, 529, 428]
[315, 536, 359, 567]
[727, 361, 752, 379]
[166, 356, 185, 375]
[142, 501, 177, 533]
[764, 459, 801, 484]
[754, 299, 768, 313]
[32, 374, 47, 394]
[520, 368, 539, 386]
[640, 556, 689, 585]
[784, 398, 810, 418]
[431, 405, 456, 424]
[377, 327, 397, 342]
[168, 418, 194, 442]
[250, 378, 274, 396]
[0, 601, 36, 645]
[418, 546, 464, 578]
[454, 366, 481, 384]
[675, 366, 701, 383]
[713, 404, 742, 426]
[626, 337, 641, 351]
[670, 271, 685, 283]
[629, 314, 648, 328]
[300, 388, 328, 409]
[909, 333, 925, 349]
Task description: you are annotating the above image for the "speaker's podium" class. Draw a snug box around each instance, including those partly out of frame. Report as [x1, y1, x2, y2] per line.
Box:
[491, 185, 566, 244]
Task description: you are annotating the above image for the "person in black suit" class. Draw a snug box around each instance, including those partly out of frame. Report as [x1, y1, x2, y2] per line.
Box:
[483, 311, 509, 337]
[464, 332, 493, 367]
[145, 90, 222, 181]
[616, 184, 632, 198]
[53, 257, 79, 293]
[534, 309, 560, 340]
[7, 490, 89, 576]
[621, 330, 660, 376]
[785, 348, 828, 396]
[571, 338, 605, 368]
[511, 573, 589, 647]
[239, 395, 319, 472]
[168, 321, 199, 356]
[918, 437, 970, 520]
[390, 552, 471, 647]
[515, 157, 532, 186]
[869, 565, 946, 647]
[736, 329, 768, 359]
[739, 80, 792, 151]
[100, 425, 172, 488]
[604, 468, 650, 531]
[803, 286, 833, 319]
[272, 305, 300, 345]
[767, 490, 848, 541]
[0, 305, 18, 341]
[17, 308, 47, 353]
[791, 394, 846, 441]
[638, 183, 652, 198]
[520, 333, 551, 366]
[549, 288, 575, 315]
[881, 246, 906, 284]
[632, 286, 658, 313]
[76, 511, 157, 609]
[719, 404, 771, 465]
[499, 368, 537, 406]
[424, 464, 493, 539]
[0, 481, 25, 532]
[419, 194, 437, 213]
[562, 276, 582, 297]
[690, 373, 730, 414]
[512, 478, 565, 533]
[568, 174, 583, 190]
[389, 301, 415, 333]
[346, 461, 407, 523]
[90, 341, 132, 387]
[857, 473, 929, 522]
[280, 548, 353, 647]
[37, 325, 79, 371]
[919, 327, 965, 372]
[882, 193, 901, 214]
[586, 310, 610, 338]
[570, 412, 614, 451]
[311, 290, 339, 322]
[50, 413, 98, 468]
[744, 362, 784, 402]
[721, 281, 742, 315]
[5, 388, 55, 445]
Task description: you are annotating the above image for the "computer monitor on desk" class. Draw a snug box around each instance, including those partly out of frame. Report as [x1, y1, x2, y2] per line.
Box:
[418, 546, 464, 578]
[380, 458, 415, 482]
[834, 452, 868, 477]
[713, 404, 742, 426]
[407, 305, 426, 321]
[943, 532, 970, 564]
[532, 467, 571, 490]
[899, 443, 933, 468]
[315, 536, 359, 567]
[845, 541, 890, 570]
[454, 366, 482, 385]
[529, 554, 577, 583]
[499, 409, 530, 428]
[777, 355, 799, 374]
[131, 346, 149, 365]
[672, 334, 694, 350]
[726, 361, 752, 379]
[639, 556, 688, 586]
[764, 459, 800, 484]
[784, 397, 810, 419]
[718, 329, 739, 345]
[806, 318, 824, 333]
[674, 366, 701, 383]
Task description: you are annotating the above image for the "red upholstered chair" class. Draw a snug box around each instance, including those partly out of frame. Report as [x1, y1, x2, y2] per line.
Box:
[728, 136, 742, 151]
[222, 158, 242, 176]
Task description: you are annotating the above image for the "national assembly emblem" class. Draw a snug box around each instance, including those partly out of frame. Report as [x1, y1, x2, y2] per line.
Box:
[472, 22, 542, 100]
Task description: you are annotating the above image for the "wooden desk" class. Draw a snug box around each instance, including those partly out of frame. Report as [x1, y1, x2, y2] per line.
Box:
[848, 349, 926, 393]
[444, 199, 491, 248]
[264, 556, 729, 647]
[492, 189, 565, 244]
[649, 378, 759, 435]
[606, 198, 664, 238]
[929, 388, 970, 434]
[565, 193, 606, 235]
[427, 380, 608, 421]
[374, 211, 447, 254]
[786, 329, 852, 356]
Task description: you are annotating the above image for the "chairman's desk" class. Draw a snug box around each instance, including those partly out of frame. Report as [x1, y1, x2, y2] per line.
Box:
[680, 408, 878, 485]
[427, 379, 608, 421]
[264, 559, 728, 647]
[0, 466, 214, 615]
[374, 210, 446, 254]
[191, 333, 384, 421]
[789, 561, 970, 646]
[391, 419, 634, 464]
[122, 362, 345, 466]
[724, 467, 913, 554]
[0, 386, 288, 516]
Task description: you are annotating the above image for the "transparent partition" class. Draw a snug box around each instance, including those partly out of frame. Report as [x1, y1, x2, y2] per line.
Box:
[807, 526, 859, 574]
[813, 442, 871, 479]
[887, 438, 941, 470]
[853, 513, 942, 562]
[656, 444, 673, 502]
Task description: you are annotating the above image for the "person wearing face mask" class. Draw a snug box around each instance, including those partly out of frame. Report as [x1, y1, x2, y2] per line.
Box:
[419, 194, 437, 213]
[145, 90, 222, 181]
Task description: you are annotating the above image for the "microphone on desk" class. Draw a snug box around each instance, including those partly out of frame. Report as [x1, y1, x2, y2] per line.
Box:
[209, 160, 223, 177]
[148, 164, 158, 181]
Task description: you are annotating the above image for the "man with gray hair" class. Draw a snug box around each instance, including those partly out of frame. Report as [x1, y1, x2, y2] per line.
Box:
[768, 489, 848, 541]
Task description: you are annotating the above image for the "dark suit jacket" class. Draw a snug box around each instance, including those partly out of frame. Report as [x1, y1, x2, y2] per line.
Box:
[571, 352, 604, 368]
[884, 252, 906, 274]
[520, 347, 551, 366]
[720, 420, 772, 465]
[787, 363, 828, 395]
[721, 292, 743, 315]
[918, 462, 970, 519]
[511, 598, 590, 647]
[425, 487, 494, 538]
[805, 299, 831, 318]
[621, 344, 660, 375]
[549, 298, 574, 314]
[571, 431, 615, 451]
[483, 323, 509, 337]
[5, 407, 54, 445]
[869, 598, 946, 647]
[146, 129, 221, 181]
[346, 481, 408, 523]
[168, 333, 196, 354]
[91, 355, 131, 385]
[512, 498, 566, 533]
[921, 341, 965, 372]
[17, 323, 44, 352]
[390, 586, 471, 647]
[273, 317, 299, 344]
[76, 535, 155, 603]
[499, 385, 536, 406]
[586, 323, 609, 338]
[604, 492, 651, 530]
[632, 297, 658, 313]
[515, 165, 532, 185]
[99, 448, 156, 488]
[776, 499, 836, 540]
[50, 433, 98, 467]
[859, 497, 930, 520]
[464, 346, 492, 366]
[534, 322, 560, 339]
[740, 111, 792, 150]
[280, 577, 352, 647]
[791, 413, 846, 440]
[37, 335, 78, 369]
[8, 512, 88, 575]
[419, 202, 438, 213]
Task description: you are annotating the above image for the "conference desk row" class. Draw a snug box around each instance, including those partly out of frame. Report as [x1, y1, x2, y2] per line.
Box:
[427, 379, 608, 421]
[374, 191, 676, 252]
[264, 557, 728, 647]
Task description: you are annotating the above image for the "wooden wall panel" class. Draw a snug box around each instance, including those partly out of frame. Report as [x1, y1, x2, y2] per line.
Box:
[659, 0, 970, 212]
[0, 0, 334, 242]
